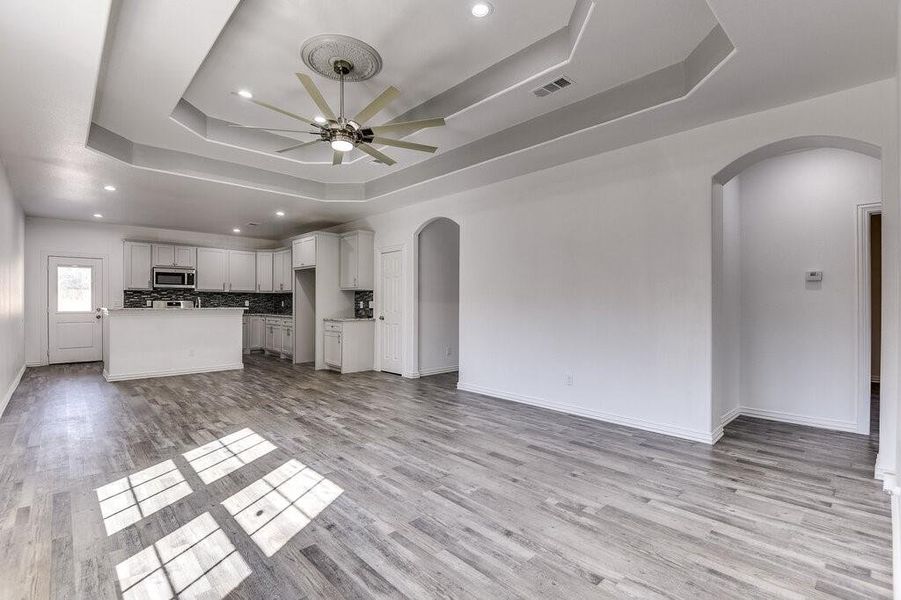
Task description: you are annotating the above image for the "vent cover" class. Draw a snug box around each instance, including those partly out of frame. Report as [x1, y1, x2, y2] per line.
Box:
[533, 76, 574, 98]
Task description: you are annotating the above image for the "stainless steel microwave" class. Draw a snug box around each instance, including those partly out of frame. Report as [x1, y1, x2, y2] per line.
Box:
[152, 267, 196, 289]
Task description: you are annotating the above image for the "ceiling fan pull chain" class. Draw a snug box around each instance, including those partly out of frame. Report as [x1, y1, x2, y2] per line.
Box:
[339, 72, 345, 121]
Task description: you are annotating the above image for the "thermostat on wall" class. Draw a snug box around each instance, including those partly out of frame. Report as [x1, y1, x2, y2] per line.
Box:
[806, 270, 823, 282]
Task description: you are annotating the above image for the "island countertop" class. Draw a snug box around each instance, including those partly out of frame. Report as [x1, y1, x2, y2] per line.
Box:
[101, 307, 247, 315]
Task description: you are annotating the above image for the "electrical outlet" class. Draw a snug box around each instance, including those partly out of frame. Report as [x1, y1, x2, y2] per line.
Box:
[244, 300, 250, 307]
[564, 373, 574, 386]
[146, 300, 152, 307]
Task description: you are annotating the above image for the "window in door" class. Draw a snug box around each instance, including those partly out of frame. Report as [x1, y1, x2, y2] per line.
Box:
[56, 265, 93, 312]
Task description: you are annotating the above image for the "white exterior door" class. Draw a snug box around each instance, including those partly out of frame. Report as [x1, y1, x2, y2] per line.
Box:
[379, 250, 403, 374]
[48, 256, 103, 364]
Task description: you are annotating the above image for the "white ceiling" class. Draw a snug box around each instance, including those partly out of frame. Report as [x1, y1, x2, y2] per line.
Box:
[0, 0, 895, 239]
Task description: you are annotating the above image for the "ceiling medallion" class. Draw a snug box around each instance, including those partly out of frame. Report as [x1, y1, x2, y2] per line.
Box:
[300, 34, 382, 82]
[229, 36, 447, 167]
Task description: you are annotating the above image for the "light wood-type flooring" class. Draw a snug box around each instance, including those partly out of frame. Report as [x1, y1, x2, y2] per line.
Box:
[0, 356, 891, 599]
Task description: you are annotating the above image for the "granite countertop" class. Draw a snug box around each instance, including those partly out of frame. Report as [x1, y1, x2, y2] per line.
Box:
[324, 317, 376, 322]
[246, 313, 292, 318]
[102, 307, 247, 314]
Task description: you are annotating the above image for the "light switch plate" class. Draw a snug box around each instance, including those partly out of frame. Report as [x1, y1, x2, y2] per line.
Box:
[806, 270, 823, 282]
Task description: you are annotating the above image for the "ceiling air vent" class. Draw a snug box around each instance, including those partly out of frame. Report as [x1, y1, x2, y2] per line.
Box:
[533, 76, 574, 98]
[246, 222, 260, 228]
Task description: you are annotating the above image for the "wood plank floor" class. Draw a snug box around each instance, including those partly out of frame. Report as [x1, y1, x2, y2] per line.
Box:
[0, 356, 891, 600]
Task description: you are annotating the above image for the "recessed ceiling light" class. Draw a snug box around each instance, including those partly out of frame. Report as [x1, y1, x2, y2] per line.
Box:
[314, 116, 327, 124]
[232, 228, 241, 233]
[93, 213, 103, 218]
[471, 2, 493, 17]
[104, 184, 116, 191]
[237, 89, 253, 99]
[275, 210, 285, 217]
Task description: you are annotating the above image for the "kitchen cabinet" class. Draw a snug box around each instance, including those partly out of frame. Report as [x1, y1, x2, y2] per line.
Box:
[323, 319, 374, 373]
[292, 236, 316, 269]
[273, 248, 292, 292]
[152, 244, 196, 267]
[250, 316, 265, 349]
[256, 251, 273, 293]
[124, 241, 153, 290]
[263, 316, 293, 358]
[196, 248, 227, 291]
[242, 318, 250, 354]
[175, 246, 196, 268]
[227, 250, 256, 292]
[339, 231, 374, 290]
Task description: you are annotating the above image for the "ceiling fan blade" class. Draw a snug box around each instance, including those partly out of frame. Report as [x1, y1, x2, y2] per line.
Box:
[369, 117, 446, 137]
[227, 125, 314, 133]
[232, 92, 319, 127]
[354, 86, 400, 125]
[357, 143, 396, 166]
[371, 137, 437, 153]
[296, 73, 337, 121]
[276, 140, 320, 154]
[332, 151, 344, 166]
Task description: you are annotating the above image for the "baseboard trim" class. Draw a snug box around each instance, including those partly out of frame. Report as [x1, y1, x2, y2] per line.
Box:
[0, 364, 26, 419]
[417, 365, 459, 377]
[736, 407, 859, 433]
[26, 360, 47, 367]
[889, 485, 901, 598]
[103, 363, 244, 382]
[456, 382, 717, 444]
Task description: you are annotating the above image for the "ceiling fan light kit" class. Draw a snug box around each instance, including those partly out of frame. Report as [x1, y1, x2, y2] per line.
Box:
[231, 35, 445, 166]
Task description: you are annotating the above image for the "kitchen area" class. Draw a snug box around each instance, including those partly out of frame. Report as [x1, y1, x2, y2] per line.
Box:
[103, 230, 375, 381]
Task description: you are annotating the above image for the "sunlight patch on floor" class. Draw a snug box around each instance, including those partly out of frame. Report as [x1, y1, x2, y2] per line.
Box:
[183, 428, 276, 484]
[222, 459, 343, 557]
[116, 512, 251, 600]
[96, 459, 193, 535]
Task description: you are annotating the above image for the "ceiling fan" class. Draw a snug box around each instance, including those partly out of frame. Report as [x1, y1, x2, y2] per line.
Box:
[231, 59, 445, 166]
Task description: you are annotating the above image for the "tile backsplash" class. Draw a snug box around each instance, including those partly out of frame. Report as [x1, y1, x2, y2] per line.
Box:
[354, 290, 373, 318]
[123, 289, 292, 315]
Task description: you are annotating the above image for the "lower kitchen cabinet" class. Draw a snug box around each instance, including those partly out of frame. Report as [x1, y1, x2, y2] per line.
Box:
[263, 316, 293, 359]
[242, 315, 292, 359]
[323, 319, 374, 374]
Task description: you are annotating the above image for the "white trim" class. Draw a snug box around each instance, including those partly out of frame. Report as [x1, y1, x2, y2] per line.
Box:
[0, 364, 26, 419]
[735, 406, 859, 433]
[457, 382, 717, 444]
[721, 406, 741, 427]
[888, 485, 900, 599]
[26, 360, 48, 368]
[876, 452, 894, 481]
[872, 375, 881, 383]
[102, 363, 244, 382]
[856, 203, 881, 435]
[418, 365, 459, 377]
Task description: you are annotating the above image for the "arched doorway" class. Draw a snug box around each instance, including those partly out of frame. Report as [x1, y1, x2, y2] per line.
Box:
[413, 217, 460, 381]
[711, 136, 884, 459]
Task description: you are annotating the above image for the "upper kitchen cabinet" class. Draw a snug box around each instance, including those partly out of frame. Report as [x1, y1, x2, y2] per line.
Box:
[256, 251, 274, 293]
[292, 236, 316, 269]
[340, 231, 374, 290]
[227, 250, 256, 292]
[124, 241, 152, 290]
[196, 248, 227, 291]
[152, 244, 196, 267]
[273, 248, 292, 293]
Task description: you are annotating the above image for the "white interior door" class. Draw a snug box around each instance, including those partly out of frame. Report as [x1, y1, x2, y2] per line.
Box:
[48, 256, 103, 364]
[379, 250, 403, 374]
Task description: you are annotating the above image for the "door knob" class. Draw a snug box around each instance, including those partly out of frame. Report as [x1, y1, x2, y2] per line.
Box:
[379, 316, 385, 320]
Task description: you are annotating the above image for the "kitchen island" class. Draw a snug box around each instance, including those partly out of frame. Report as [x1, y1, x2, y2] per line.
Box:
[100, 307, 245, 381]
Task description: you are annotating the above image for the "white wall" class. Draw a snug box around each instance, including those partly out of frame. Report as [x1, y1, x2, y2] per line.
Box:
[718, 149, 881, 433]
[329, 79, 897, 445]
[712, 177, 742, 430]
[24, 217, 276, 366]
[417, 218, 460, 375]
[0, 159, 25, 415]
